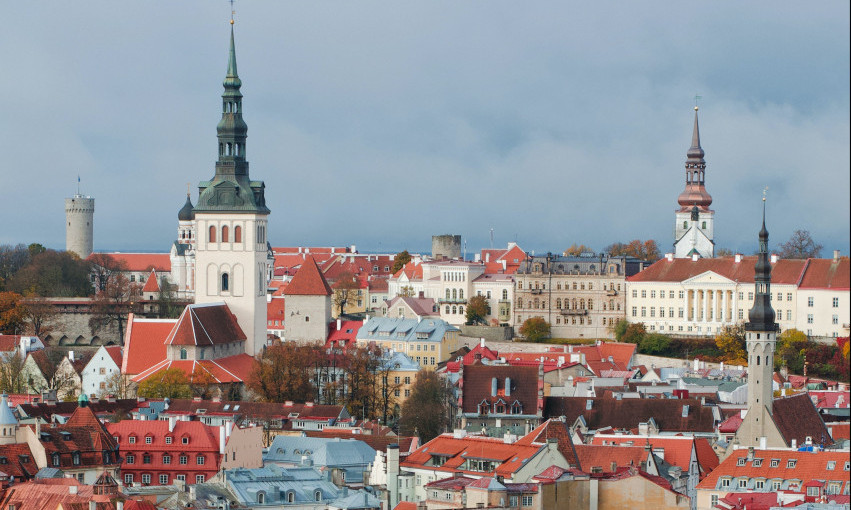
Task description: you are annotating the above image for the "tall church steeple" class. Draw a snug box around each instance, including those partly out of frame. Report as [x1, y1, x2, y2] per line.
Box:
[673, 107, 715, 259]
[192, 22, 270, 357]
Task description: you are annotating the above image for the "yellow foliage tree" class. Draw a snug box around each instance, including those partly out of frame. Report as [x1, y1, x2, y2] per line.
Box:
[715, 324, 746, 362]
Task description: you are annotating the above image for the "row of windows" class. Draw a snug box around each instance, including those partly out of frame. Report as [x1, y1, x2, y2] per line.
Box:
[443, 271, 466, 282]
[445, 288, 465, 300]
[125, 453, 204, 465]
[476, 289, 510, 300]
[520, 281, 613, 291]
[125, 473, 204, 485]
[122, 435, 189, 445]
[208, 225, 242, 243]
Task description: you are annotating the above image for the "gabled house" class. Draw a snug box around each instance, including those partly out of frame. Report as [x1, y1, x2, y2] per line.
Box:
[80, 345, 122, 398]
[264, 435, 376, 486]
[457, 363, 543, 434]
[283, 256, 333, 343]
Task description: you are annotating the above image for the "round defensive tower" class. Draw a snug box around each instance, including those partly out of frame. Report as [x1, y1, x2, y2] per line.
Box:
[432, 234, 461, 260]
[65, 194, 95, 259]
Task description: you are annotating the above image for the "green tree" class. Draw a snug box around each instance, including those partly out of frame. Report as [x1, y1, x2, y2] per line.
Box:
[519, 317, 550, 342]
[639, 333, 671, 355]
[0, 244, 31, 291]
[391, 250, 412, 273]
[398, 371, 452, 442]
[137, 368, 192, 399]
[248, 342, 317, 402]
[715, 324, 747, 362]
[779, 230, 822, 259]
[27, 243, 46, 258]
[465, 295, 490, 325]
[776, 328, 809, 373]
[622, 322, 647, 345]
[7, 250, 92, 297]
[611, 319, 630, 342]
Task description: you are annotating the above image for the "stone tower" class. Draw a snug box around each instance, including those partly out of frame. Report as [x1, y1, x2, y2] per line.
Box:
[674, 107, 715, 259]
[734, 198, 780, 448]
[65, 188, 94, 259]
[193, 24, 270, 356]
[432, 234, 462, 260]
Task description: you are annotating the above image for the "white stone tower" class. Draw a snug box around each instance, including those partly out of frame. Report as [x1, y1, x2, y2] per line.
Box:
[674, 107, 715, 259]
[65, 185, 94, 259]
[193, 23, 269, 356]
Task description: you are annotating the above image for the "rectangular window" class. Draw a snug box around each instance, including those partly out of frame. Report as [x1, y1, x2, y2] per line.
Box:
[787, 460, 797, 468]
[124, 474, 133, 484]
[159, 474, 169, 485]
[522, 496, 533, 507]
[641, 290, 646, 298]
[808, 297, 814, 307]
[832, 315, 839, 325]
[738, 309, 744, 320]
[807, 314, 813, 324]
[176, 475, 186, 482]
[142, 474, 151, 485]
[777, 293, 782, 301]
[196, 475, 205, 484]
[711, 495, 718, 506]
[748, 292, 754, 300]
[641, 307, 646, 317]
[807, 486, 819, 497]
[833, 297, 839, 308]
[179, 455, 188, 465]
[669, 291, 675, 299]
[632, 290, 637, 298]
[126, 454, 135, 464]
[755, 480, 764, 489]
[145, 436, 152, 444]
[770, 459, 779, 468]
[129, 436, 136, 444]
[738, 479, 747, 489]
[721, 478, 730, 488]
[786, 292, 792, 301]
[650, 290, 656, 299]
[771, 480, 781, 490]
[678, 291, 684, 299]
[737, 458, 746, 466]
[678, 308, 684, 318]
[650, 307, 655, 318]
[738, 292, 744, 300]
[197, 455, 205, 465]
[632, 307, 637, 317]
[163, 455, 171, 465]
[165, 437, 172, 445]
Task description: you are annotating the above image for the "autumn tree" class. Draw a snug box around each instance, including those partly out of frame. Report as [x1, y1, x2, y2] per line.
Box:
[398, 371, 452, 442]
[563, 244, 592, 257]
[399, 286, 415, 298]
[155, 278, 182, 319]
[775, 328, 809, 373]
[100, 372, 134, 399]
[6, 250, 92, 297]
[779, 230, 822, 259]
[332, 271, 360, 316]
[0, 244, 31, 290]
[22, 296, 60, 339]
[715, 324, 747, 362]
[519, 317, 550, 342]
[88, 273, 142, 344]
[621, 322, 647, 345]
[605, 240, 660, 261]
[343, 345, 383, 420]
[248, 342, 317, 402]
[88, 253, 127, 292]
[716, 248, 735, 257]
[137, 368, 192, 399]
[375, 359, 402, 425]
[33, 348, 78, 397]
[0, 352, 27, 394]
[391, 250, 412, 273]
[465, 295, 490, 325]
[189, 366, 219, 400]
[0, 292, 28, 334]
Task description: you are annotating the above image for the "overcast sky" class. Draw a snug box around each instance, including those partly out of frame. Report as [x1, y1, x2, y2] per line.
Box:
[1, 2, 848, 257]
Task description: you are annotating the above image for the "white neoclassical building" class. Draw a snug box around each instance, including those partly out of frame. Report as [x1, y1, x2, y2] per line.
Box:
[626, 253, 849, 338]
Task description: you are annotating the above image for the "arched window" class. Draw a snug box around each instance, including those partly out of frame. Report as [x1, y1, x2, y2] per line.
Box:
[258, 492, 265, 504]
[287, 492, 295, 503]
[452, 306, 457, 315]
[459, 306, 464, 315]
[502, 289, 508, 300]
[452, 289, 457, 300]
[209, 226, 216, 243]
[516, 298, 522, 309]
[756, 356, 760, 365]
[221, 272, 229, 292]
[459, 289, 464, 299]
[221, 225, 229, 242]
[446, 289, 451, 300]
[219, 143, 224, 156]
[580, 299, 585, 309]
[702, 221, 707, 229]
[445, 306, 450, 314]
[180, 348, 187, 360]
[315, 490, 322, 501]
[234, 225, 242, 243]
[683, 221, 688, 229]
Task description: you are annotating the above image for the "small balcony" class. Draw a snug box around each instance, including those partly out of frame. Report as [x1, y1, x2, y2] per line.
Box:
[560, 309, 588, 316]
[606, 289, 619, 296]
[530, 289, 543, 295]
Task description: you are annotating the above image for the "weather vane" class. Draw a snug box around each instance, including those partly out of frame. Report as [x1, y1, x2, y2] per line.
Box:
[187, 182, 192, 196]
[230, 0, 236, 24]
[762, 186, 768, 202]
[694, 94, 702, 110]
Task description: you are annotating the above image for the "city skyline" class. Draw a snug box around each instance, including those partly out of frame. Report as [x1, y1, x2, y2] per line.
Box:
[1, 2, 848, 256]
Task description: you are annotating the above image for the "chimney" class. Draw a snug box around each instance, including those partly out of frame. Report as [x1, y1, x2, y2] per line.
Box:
[418, 291, 424, 298]
[791, 439, 797, 449]
[337, 318, 342, 331]
[225, 420, 233, 438]
[480, 338, 485, 348]
[69, 485, 78, 495]
[68, 350, 75, 362]
[168, 416, 176, 433]
[219, 425, 226, 454]
[90, 501, 97, 510]
[747, 447, 754, 461]
[505, 378, 511, 397]
[734, 253, 742, 263]
[486, 253, 490, 263]
[387, 444, 400, 509]
[502, 260, 507, 271]
[759, 436, 767, 449]
[834, 250, 841, 262]
[665, 253, 674, 262]
[691, 254, 699, 262]
[771, 254, 779, 264]
[720, 361, 725, 371]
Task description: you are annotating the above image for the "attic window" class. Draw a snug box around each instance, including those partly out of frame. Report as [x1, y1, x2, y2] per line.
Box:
[223, 405, 230, 410]
[0, 457, 7, 465]
[787, 459, 797, 468]
[182, 437, 189, 445]
[736, 458, 746, 466]
[770, 459, 779, 468]
[233, 405, 240, 411]
[753, 458, 762, 467]
[827, 461, 836, 470]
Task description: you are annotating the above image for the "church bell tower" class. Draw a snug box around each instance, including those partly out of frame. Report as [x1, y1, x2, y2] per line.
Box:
[674, 107, 715, 258]
[193, 22, 270, 356]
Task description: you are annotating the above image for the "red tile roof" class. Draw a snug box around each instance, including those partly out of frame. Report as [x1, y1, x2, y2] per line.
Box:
[573, 444, 651, 473]
[827, 422, 849, 441]
[0, 478, 130, 509]
[141, 269, 160, 292]
[461, 364, 541, 415]
[90, 253, 172, 272]
[591, 434, 718, 477]
[38, 405, 120, 471]
[284, 256, 333, 296]
[807, 391, 850, 409]
[545, 397, 715, 433]
[697, 448, 850, 493]
[165, 303, 246, 346]
[121, 315, 175, 375]
[104, 346, 123, 368]
[0, 443, 37, 483]
[712, 492, 780, 510]
[515, 419, 580, 468]
[267, 297, 286, 326]
[798, 257, 850, 290]
[628, 257, 806, 284]
[392, 261, 423, 280]
[132, 354, 256, 384]
[401, 433, 549, 478]
[0, 336, 18, 353]
[327, 320, 362, 350]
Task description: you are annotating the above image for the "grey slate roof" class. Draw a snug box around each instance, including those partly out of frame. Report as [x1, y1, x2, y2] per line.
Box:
[264, 435, 377, 484]
[358, 317, 459, 345]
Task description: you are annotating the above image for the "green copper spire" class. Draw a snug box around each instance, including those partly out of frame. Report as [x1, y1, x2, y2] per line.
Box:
[194, 24, 269, 215]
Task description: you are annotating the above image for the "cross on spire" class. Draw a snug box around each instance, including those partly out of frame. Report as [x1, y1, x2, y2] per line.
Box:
[229, 0, 236, 24]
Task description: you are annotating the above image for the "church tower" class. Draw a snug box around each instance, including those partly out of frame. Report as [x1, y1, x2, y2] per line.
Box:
[733, 197, 780, 449]
[193, 23, 270, 356]
[745, 198, 778, 416]
[674, 107, 715, 258]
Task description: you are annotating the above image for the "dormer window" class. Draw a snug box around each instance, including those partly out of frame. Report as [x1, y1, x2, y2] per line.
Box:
[129, 435, 136, 444]
[182, 437, 189, 445]
[72, 452, 81, 466]
[52, 453, 60, 467]
[145, 435, 153, 444]
[165, 436, 172, 445]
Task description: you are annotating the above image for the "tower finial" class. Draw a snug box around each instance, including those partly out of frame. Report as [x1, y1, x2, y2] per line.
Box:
[230, 0, 236, 25]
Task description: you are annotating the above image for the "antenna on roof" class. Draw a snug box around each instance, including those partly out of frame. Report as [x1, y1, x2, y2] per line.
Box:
[490, 228, 494, 250]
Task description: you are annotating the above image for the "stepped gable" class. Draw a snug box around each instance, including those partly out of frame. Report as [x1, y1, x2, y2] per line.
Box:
[545, 396, 715, 433]
[461, 364, 539, 414]
[283, 256, 333, 296]
[771, 392, 833, 447]
[165, 303, 246, 346]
